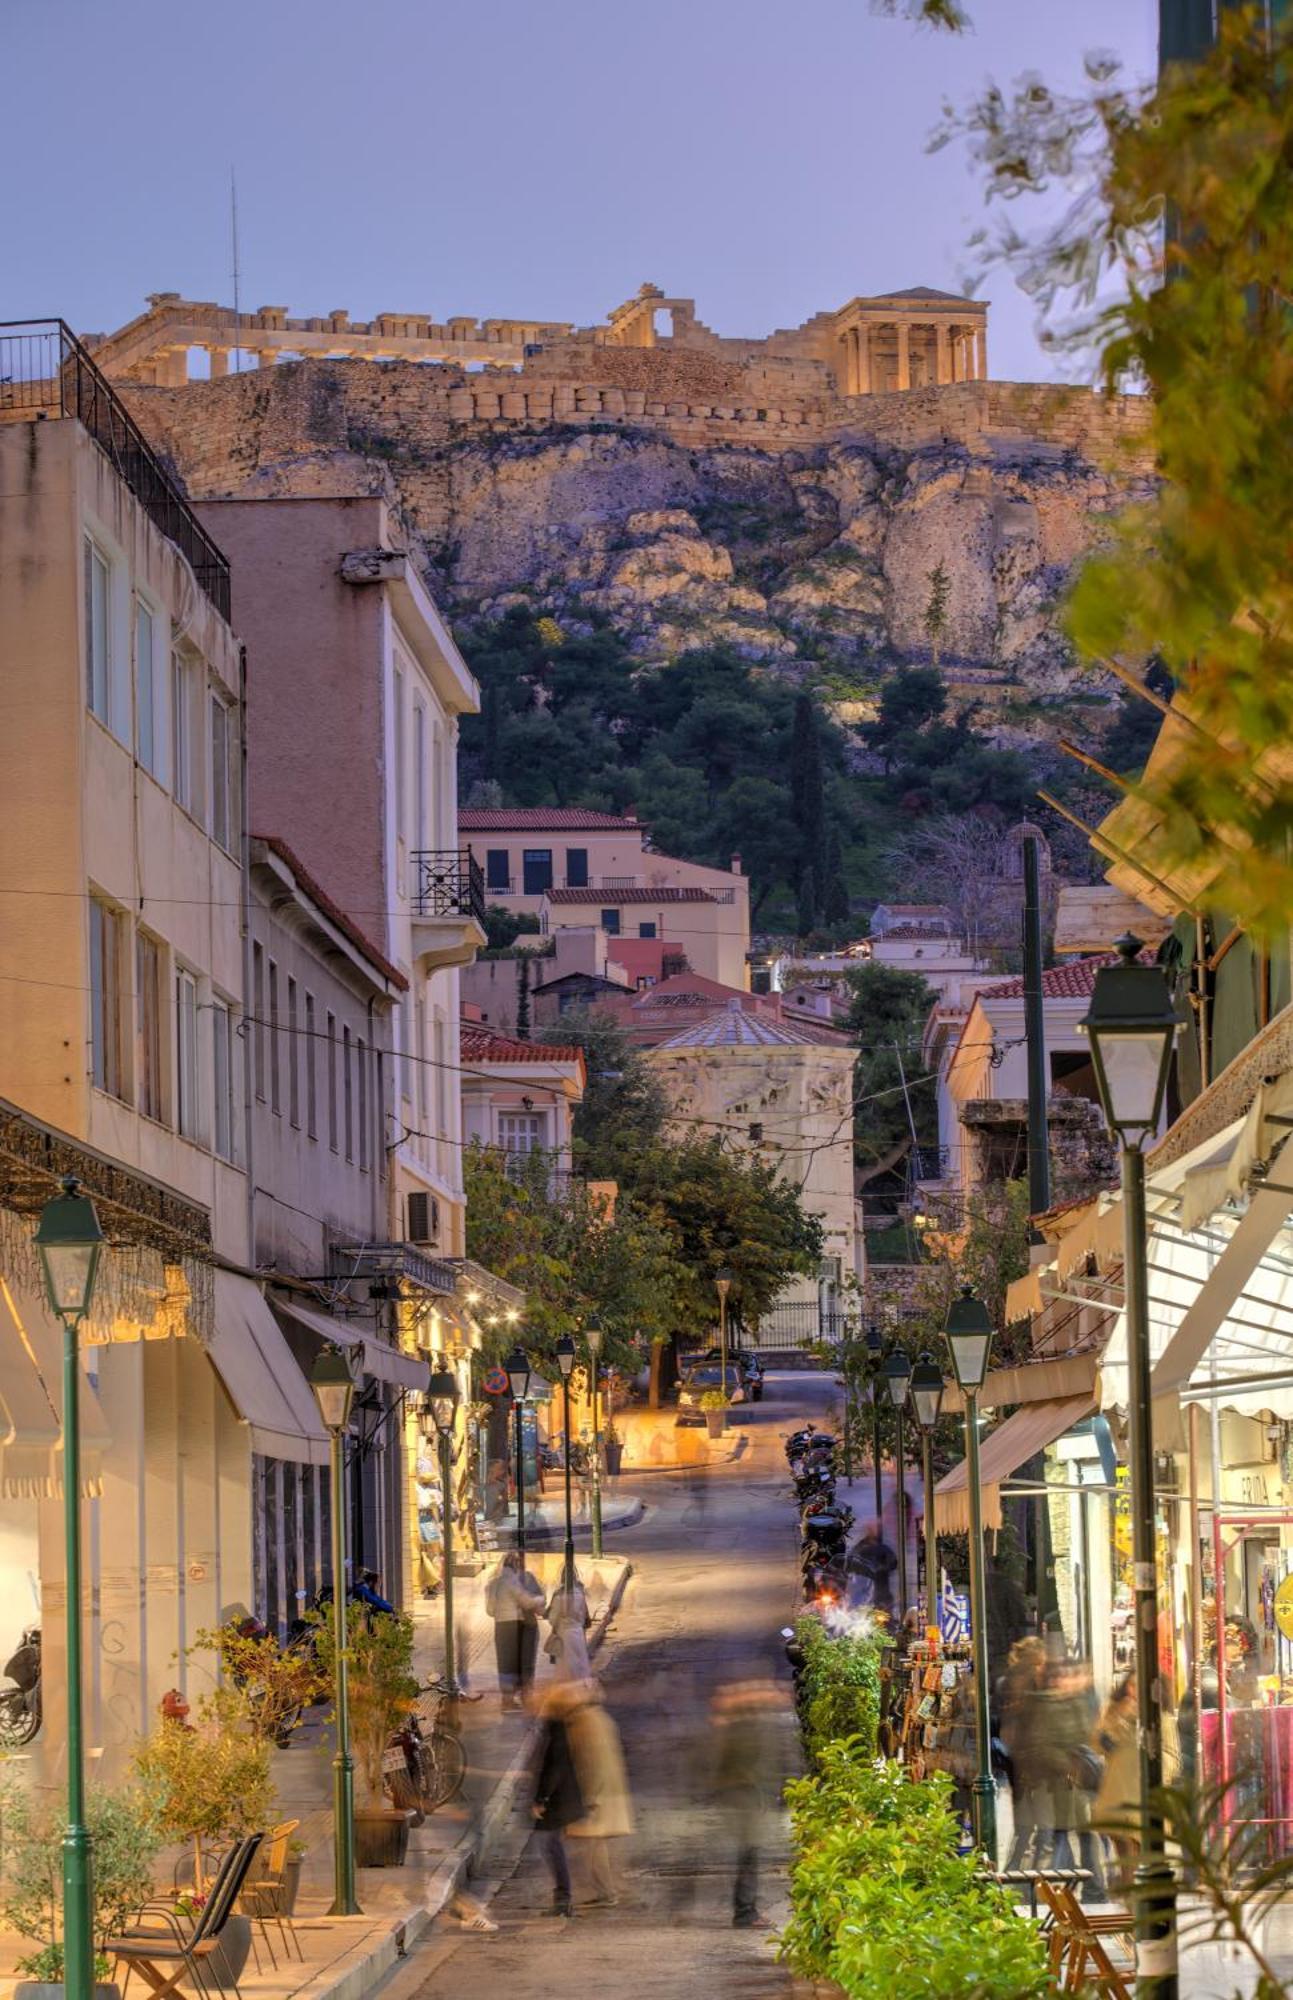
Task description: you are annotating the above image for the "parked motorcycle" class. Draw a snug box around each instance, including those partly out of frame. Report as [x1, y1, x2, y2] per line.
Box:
[0, 1628, 41, 1748]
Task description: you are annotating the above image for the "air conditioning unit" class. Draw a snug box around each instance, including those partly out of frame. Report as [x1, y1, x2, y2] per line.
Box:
[406, 1191, 440, 1246]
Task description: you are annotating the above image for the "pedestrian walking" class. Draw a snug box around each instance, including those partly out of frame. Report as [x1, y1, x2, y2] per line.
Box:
[712, 1678, 789, 1929]
[486, 1549, 544, 1709]
[846, 1520, 897, 1614]
[1091, 1674, 1139, 1883]
[545, 1572, 592, 1681]
[566, 1680, 634, 1906]
[998, 1636, 1047, 1871]
[532, 1683, 587, 1918]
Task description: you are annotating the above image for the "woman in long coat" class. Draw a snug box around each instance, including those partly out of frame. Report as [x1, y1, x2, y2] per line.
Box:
[487, 1550, 544, 1708]
[566, 1682, 634, 1905]
[532, 1686, 586, 1918]
[546, 1575, 592, 1681]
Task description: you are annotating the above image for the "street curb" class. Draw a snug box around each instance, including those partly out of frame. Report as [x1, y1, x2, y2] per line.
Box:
[289, 1558, 633, 2000]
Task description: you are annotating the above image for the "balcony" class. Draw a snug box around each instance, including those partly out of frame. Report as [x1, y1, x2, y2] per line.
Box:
[0, 321, 231, 619]
[410, 849, 487, 969]
[329, 1241, 458, 1296]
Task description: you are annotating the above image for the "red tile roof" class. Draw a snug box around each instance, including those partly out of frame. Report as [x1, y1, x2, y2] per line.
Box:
[977, 955, 1115, 1002]
[461, 1026, 586, 1073]
[251, 835, 408, 990]
[459, 807, 639, 831]
[547, 885, 717, 905]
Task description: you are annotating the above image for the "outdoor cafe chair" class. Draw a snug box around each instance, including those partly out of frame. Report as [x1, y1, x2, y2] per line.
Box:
[239, 1818, 304, 1967]
[1035, 1876, 1135, 1998]
[108, 1832, 263, 2000]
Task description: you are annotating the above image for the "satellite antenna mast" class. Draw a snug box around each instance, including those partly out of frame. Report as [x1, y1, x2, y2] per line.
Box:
[230, 168, 242, 375]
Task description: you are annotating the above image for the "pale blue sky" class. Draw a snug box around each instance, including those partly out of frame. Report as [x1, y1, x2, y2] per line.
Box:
[6, 0, 1156, 383]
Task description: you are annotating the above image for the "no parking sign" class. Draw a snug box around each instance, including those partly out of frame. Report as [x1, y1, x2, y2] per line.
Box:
[483, 1366, 510, 1396]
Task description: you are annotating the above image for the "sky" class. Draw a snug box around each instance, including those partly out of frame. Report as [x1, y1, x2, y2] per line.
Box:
[6, 0, 1157, 385]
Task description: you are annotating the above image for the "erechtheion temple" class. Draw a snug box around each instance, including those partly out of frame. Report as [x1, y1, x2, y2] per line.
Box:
[86, 281, 988, 397]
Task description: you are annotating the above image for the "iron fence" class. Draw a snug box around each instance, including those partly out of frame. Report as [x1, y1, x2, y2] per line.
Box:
[0, 320, 231, 619]
[411, 849, 486, 929]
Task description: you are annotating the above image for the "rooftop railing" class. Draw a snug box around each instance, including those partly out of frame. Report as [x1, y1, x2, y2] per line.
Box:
[0, 320, 231, 620]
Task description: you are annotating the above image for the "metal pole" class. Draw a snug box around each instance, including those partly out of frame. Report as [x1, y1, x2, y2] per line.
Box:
[895, 1406, 909, 1618]
[515, 1400, 526, 1565]
[61, 1312, 93, 2000]
[841, 1349, 854, 1486]
[719, 1290, 729, 1423]
[872, 1378, 883, 1525]
[439, 1428, 456, 1693]
[965, 1389, 997, 1865]
[1023, 834, 1052, 1220]
[590, 1366, 603, 1560]
[329, 1425, 359, 1915]
[562, 1376, 576, 1590]
[922, 1429, 936, 1622]
[1122, 1143, 1178, 1999]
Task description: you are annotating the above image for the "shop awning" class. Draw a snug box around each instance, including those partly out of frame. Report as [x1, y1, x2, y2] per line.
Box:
[209, 1272, 329, 1466]
[0, 1278, 109, 1496]
[270, 1291, 430, 1394]
[940, 1352, 1097, 1419]
[935, 1393, 1096, 1536]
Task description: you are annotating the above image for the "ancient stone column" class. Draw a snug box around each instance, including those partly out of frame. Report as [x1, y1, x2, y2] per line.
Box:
[935, 322, 951, 385]
[257, 349, 277, 370]
[207, 348, 229, 379]
[974, 325, 988, 380]
[896, 321, 911, 392]
[856, 324, 871, 395]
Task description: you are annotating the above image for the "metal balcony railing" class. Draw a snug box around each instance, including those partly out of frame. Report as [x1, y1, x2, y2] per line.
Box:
[0, 320, 232, 619]
[411, 849, 486, 928]
[329, 1241, 458, 1295]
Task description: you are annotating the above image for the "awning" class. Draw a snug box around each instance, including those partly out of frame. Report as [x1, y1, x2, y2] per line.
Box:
[0, 1278, 109, 1496]
[270, 1291, 430, 1394]
[935, 1394, 1096, 1535]
[940, 1352, 1097, 1419]
[209, 1272, 329, 1466]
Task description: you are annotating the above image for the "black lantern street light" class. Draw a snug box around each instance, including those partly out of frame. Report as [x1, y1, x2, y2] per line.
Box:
[944, 1287, 996, 1865]
[1080, 934, 1180, 2000]
[586, 1317, 604, 1559]
[864, 1323, 884, 1522]
[882, 1348, 913, 1619]
[505, 1344, 533, 1563]
[310, 1344, 360, 1916]
[425, 1368, 460, 1692]
[715, 1268, 733, 1424]
[35, 1177, 105, 2000]
[910, 1353, 945, 1622]
[556, 1334, 577, 1589]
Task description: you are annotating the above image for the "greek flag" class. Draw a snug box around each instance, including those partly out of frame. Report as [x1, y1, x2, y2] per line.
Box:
[939, 1570, 969, 1645]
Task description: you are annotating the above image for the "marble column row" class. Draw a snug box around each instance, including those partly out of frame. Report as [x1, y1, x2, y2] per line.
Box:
[842, 317, 988, 395]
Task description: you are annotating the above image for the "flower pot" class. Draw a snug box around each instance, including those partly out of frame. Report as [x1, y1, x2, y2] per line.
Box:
[279, 1854, 303, 1915]
[604, 1441, 624, 1477]
[198, 1916, 251, 1992]
[355, 1806, 415, 1868]
[16, 1984, 119, 2000]
[705, 1409, 725, 1439]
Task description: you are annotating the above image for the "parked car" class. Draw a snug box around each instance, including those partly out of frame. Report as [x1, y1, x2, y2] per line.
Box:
[697, 1346, 764, 1401]
[676, 1363, 747, 1409]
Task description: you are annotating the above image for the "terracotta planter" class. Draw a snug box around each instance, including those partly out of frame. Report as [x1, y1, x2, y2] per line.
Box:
[705, 1409, 726, 1439]
[16, 1984, 119, 2000]
[200, 1916, 251, 1991]
[355, 1806, 415, 1868]
[604, 1441, 624, 1476]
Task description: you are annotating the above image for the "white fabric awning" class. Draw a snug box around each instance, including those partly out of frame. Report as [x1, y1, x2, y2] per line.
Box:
[0, 1278, 109, 1496]
[270, 1291, 430, 1394]
[209, 1272, 329, 1466]
[935, 1394, 1096, 1535]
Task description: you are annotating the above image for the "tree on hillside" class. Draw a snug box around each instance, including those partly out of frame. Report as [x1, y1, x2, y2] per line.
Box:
[885, 812, 1050, 961]
[866, 666, 948, 772]
[923, 561, 952, 670]
[790, 693, 830, 921]
[845, 962, 938, 1184]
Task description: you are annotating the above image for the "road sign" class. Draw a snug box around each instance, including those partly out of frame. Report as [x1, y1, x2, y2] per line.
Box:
[483, 1366, 509, 1396]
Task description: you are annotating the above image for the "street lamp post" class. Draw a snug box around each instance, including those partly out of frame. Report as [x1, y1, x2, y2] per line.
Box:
[1080, 935, 1180, 2000]
[310, 1344, 360, 1916]
[505, 1344, 532, 1564]
[883, 1349, 913, 1618]
[910, 1353, 945, 1622]
[715, 1268, 733, 1423]
[35, 1177, 105, 2000]
[426, 1368, 460, 1692]
[944, 1287, 996, 1865]
[586, 1317, 604, 1559]
[556, 1335, 577, 1589]
[865, 1324, 884, 1522]
[840, 1324, 855, 1486]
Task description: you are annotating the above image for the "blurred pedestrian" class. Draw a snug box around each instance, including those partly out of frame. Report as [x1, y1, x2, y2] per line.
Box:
[846, 1520, 897, 1614]
[531, 1684, 586, 1918]
[567, 1680, 634, 1906]
[546, 1572, 592, 1681]
[1091, 1675, 1139, 1881]
[486, 1549, 544, 1709]
[998, 1636, 1047, 1871]
[713, 1679, 789, 1929]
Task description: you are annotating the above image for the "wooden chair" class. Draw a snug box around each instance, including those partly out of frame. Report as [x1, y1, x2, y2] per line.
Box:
[108, 1833, 263, 2000]
[1036, 1877, 1136, 1998]
[240, 1817, 304, 1966]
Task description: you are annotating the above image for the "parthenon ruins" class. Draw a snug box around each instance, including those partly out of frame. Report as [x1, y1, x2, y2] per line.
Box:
[86, 281, 988, 397]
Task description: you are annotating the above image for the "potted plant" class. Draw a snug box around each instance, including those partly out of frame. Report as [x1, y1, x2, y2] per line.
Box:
[603, 1421, 624, 1478]
[0, 1776, 161, 2000]
[133, 1687, 273, 1897]
[314, 1602, 420, 1868]
[699, 1387, 729, 1438]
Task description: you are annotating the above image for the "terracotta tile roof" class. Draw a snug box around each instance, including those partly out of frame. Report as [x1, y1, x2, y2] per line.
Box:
[546, 885, 718, 905]
[251, 835, 408, 990]
[460, 1026, 586, 1072]
[976, 955, 1115, 1002]
[459, 807, 639, 831]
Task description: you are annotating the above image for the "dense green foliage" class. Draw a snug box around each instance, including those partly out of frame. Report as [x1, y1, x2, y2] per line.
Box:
[794, 1615, 881, 1766]
[844, 962, 938, 1183]
[780, 1751, 1049, 1999]
[0, 1776, 162, 1979]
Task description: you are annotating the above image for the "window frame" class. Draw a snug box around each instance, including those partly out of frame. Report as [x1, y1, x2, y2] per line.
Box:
[84, 537, 111, 725]
[212, 995, 235, 1161]
[134, 594, 169, 785]
[600, 907, 621, 936]
[523, 849, 554, 896]
[268, 959, 281, 1114]
[209, 687, 236, 853]
[175, 964, 200, 1141]
[89, 893, 127, 1100]
[287, 975, 300, 1128]
[305, 991, 317, 1139]
[172, 647, 197, 814]
[327, 1012, 339, 1152]
[135, 928, 166, 1123]
[485, 848, 511, 893]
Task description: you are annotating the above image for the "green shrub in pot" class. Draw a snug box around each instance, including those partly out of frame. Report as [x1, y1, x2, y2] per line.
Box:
[0, 1774, 161, 1988]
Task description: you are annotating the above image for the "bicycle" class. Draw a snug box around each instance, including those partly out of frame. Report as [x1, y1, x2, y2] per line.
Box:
[387, 1676, 480, 1815]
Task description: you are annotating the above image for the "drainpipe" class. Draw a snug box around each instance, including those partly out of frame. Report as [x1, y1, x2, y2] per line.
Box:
[238, 643, 257, 1266]
[1022, 836, 1051, 1221]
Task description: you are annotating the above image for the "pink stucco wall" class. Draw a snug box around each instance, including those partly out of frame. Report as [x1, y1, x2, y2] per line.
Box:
[197, 497, 388, 945]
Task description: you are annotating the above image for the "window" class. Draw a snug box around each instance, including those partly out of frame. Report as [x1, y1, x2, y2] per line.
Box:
[287, 977, 300, 1127]
[135, 599, 168, 783]
[343, 1025, 354, 1161]
[210, 691, 236, 852]
[84, 539, 111, 723]
[212, 999, 235, 1160]
[252, 942, 266, 1100]
[393, 667, 407, 835]
[565, 847, 589, 888]
[600, 907, 621, 936]
[414, 702, 428, 849]
[327, 1012, 338, 1151]
[136, 931, 165, 1122]
[375, 1052, 386, 1179]
[172, 650, 196, 812]
[523, 849, 553, 896]
[305, 992, 317, 1138]
[499, 1113, 542, 1155]
[268, 961, 281, 1113]
[89, 896, 125, 1098]
[176, 968, 199, 1139]
[486, 849, 511, 892]
[638, 921, 657, 939]
[358, 1037, 369, 1172]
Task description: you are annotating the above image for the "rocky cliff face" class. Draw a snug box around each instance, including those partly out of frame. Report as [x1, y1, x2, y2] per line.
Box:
[128, 362, 1153, 748]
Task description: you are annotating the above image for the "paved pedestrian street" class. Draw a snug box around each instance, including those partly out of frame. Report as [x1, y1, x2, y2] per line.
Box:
[395, 1373, 834, 2000]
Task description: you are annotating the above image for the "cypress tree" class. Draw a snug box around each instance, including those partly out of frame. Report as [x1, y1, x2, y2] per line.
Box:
[824, 827, 850, 926]
[796, 867, 818, 941]
[515, 952, 532, 1040]
[790, 693, 829, 914]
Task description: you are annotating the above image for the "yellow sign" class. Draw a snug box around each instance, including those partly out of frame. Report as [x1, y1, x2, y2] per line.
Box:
[1274, 1575, 1293, 1642]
